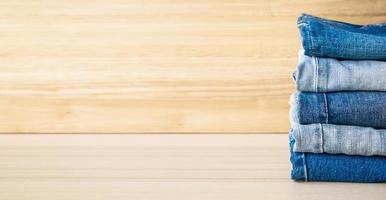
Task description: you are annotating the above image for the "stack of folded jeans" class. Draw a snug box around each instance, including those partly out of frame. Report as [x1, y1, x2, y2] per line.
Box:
[290, 14, 386, 182]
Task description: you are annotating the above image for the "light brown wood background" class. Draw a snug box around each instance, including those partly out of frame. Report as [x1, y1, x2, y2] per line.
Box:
[1, 0, 385, 133]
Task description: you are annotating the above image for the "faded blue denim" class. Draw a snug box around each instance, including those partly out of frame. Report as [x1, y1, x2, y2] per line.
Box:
[292, 123, 386, 156]
[290, 131, 386, 182]
[294, 53, 386, 92]
[291, 92, 386, 129]
[298, 14, 386, 60]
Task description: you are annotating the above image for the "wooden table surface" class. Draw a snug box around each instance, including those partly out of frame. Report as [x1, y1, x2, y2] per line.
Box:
[0, 134, 385, 200]
[1, 0, 385, 133]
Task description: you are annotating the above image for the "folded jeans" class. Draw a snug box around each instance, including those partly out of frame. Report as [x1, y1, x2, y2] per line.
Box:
[294, 53, 386, 92]
[292, 123, 386, 156]
[290, 131, 386, 183]
[298, 14, 386, 60]
[290, 92, 386, 129]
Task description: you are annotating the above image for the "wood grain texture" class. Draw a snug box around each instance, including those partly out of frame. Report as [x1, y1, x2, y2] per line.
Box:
[0, 134, 385, 200]
[1, 0, 385, 133]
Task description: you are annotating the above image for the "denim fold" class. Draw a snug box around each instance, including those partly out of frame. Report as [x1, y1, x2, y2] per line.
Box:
[290, 131, 386, 183]
[290, 14, 386, 183]
[294, 53, 386, 92]
[298, 14, 386, 60]
[291, 92, 386, 129]
[292, 123, 386, 156]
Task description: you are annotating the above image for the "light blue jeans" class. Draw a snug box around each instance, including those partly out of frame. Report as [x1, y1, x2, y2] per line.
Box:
[291, 123, 386, 156]
[294, 52, 386, 92]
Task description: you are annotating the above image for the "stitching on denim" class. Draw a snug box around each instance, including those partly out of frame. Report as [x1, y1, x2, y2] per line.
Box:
[323, 93, 329, 123]
[297, 22, 308, 27]
[312, 56, 318, 92]
[302, 153, 308, 181]
[314, 57, 319, 92]
[321, 45, 384, 50]
[324, 58, 328, 91]
[298, 22, 315, 58]
[300, 14, 359, 26]
[319, 123, 324, 153]
[307, 25, 315, 58]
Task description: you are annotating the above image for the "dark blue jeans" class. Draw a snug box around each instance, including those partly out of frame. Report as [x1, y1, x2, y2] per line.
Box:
[290, 131, 386, 182]
[298, 14, 386, 60]
[291, 92, 386, 129]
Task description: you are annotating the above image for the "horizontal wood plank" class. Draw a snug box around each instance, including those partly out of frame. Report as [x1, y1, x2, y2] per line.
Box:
[0, 0, 385, 133]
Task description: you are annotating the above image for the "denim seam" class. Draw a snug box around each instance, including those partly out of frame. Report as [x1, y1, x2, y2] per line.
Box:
[312, 56, 318, 92]
[319, 123, 324, 153]
[321, 45, 385, 50]
[308, 25, 315, 56]
[324, 58, 328, 92]
[302, 153, 308, 182]
[299, 14, 360, 27]
[323, 93, 329, 123]
[298, 21, 315, 60]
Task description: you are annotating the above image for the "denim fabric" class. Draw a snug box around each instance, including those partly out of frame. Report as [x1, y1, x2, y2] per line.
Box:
[290, 92, 386, 129]
[290, 131, 386, 182]
[294, 53, 386, 92]
[292, 123, 386, 156]
[298, 14, 386, 60]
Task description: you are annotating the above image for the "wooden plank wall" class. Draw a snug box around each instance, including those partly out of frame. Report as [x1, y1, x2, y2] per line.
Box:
[0, 0, 385, 133]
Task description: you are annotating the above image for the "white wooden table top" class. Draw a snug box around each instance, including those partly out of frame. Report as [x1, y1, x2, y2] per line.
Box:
[0, 134, 385, 200]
